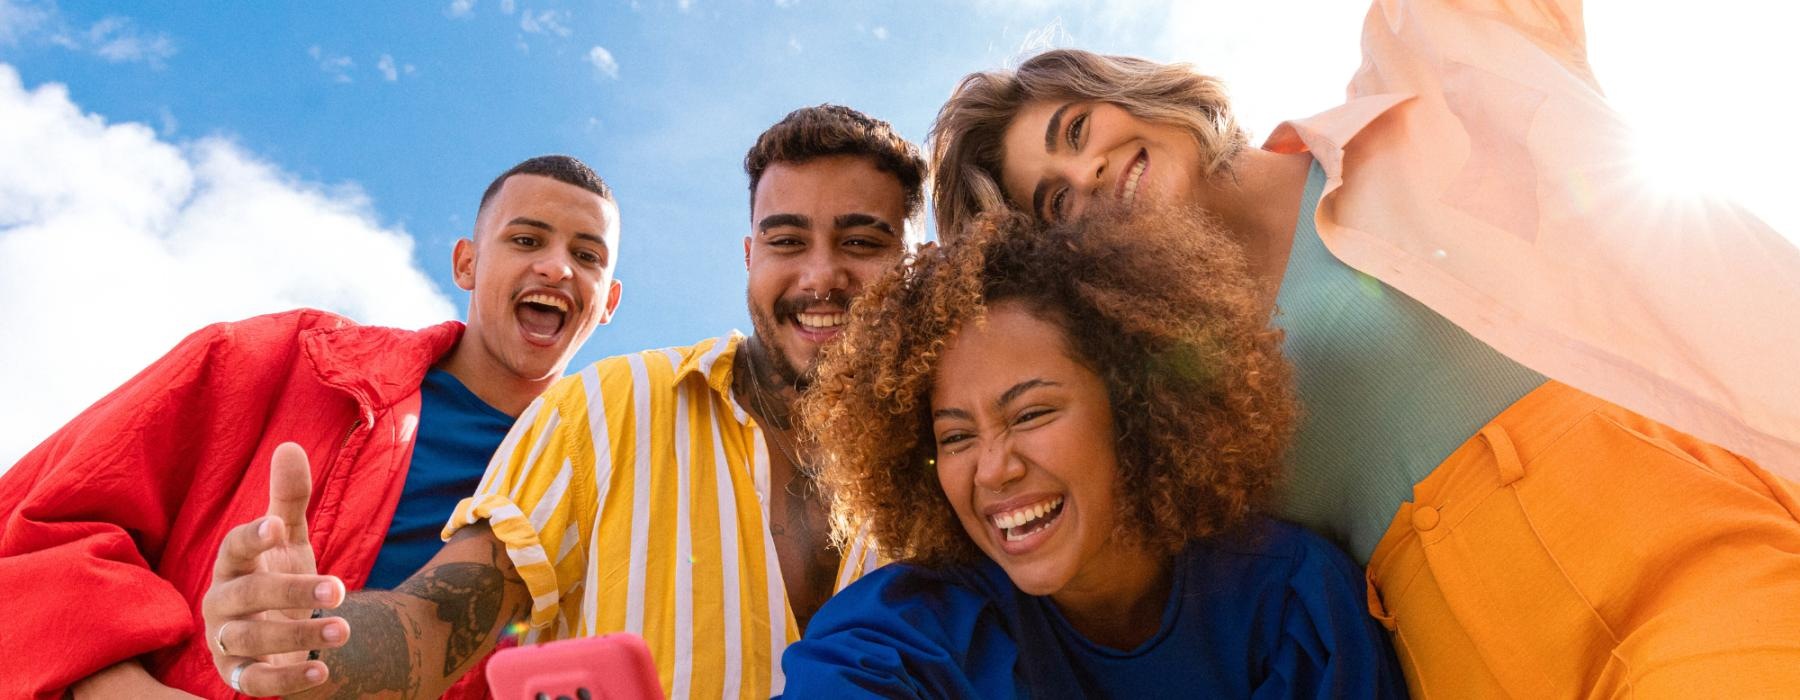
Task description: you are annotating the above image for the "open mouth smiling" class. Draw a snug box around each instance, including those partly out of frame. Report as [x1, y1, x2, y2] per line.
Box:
[516, 291, 571, 345]
[1118, 149, 1148, 206]
[989, 495, 1066, 545]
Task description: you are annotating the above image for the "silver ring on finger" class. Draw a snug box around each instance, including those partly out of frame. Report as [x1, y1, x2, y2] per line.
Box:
[228, 659, 253, 694]
[215, 620, 238, 656]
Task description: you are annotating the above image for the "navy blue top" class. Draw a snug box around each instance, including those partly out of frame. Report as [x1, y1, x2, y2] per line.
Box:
[781, 519, 1405, 699]
[365, 368, 514, 589]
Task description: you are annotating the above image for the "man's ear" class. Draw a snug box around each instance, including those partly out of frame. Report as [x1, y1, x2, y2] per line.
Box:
[452, 238, 477, 291]
[743, 235, 752, 270]
[596, 279, 624, 325]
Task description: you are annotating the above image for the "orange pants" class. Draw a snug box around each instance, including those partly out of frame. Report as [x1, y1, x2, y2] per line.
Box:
[1367, 382, 1800, 698]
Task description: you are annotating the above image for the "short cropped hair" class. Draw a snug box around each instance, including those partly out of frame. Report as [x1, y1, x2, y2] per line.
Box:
[743, 104, 927, 223]
[801, 205, 1296, 566]
[478, 154, 613, 216]
[929, 49, 1247, 241]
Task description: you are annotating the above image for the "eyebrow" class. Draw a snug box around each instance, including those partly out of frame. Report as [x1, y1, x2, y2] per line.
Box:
[506, 216, 553, 231]
[930, 378, 1062, 422]
[758, 213, 810, 232]
[1044, 103, 1072, 153]
[507, 217, 609, 250]
[835, 213, 896, 236]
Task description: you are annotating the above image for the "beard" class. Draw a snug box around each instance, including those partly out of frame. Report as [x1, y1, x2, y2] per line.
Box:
[745, 290, 837, 392]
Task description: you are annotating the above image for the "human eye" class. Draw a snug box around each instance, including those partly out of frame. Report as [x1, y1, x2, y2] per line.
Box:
[1067, 112, 1087, 149]
[936, 430, 974, 453]
[510, 233, 541, 248]
[1013, 407, 1054, 426]
[1049, 188, 1069, 222]
[574, 248, 604, 266]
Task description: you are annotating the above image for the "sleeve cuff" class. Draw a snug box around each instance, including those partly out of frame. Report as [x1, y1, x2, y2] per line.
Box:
[443, 493, 563, 629]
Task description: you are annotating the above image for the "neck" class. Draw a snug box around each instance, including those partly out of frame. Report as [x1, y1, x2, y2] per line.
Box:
[1195, 148, 1314, 308]
[435, 341, 555, 418]
[1050, 544, 1173, 651]
[731, 335, 801, 435]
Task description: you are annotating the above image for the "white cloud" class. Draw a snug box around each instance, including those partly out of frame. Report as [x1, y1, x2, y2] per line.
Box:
[446, 0, 475, 18]
[871, 26, 887, 41]
[787, 36, 801, 54]
[499, 0, 516, 14]
[0, 64, 455, 470]
[586, 45, 619, 79]
[5, 4, 178, 67]
[0, 0, 52, 45]
[774, 0, 796, 7]
[519, 9, 572, 37]
[678, 0, 695, 13]
[377, 53, 398, 81]
[308, 45, 354, 83]
[86, 17, 175, 65]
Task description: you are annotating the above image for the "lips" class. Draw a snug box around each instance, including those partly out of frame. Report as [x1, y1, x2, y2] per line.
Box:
[788, 307, 847, 342]
[1118, 149, 1148, 206]
[985, 494, 1067, 552]
[516, 290, 571, 346]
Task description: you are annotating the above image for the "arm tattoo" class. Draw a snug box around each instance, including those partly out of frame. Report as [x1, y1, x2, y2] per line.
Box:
[323, 597, 423, 698]
[311, 529, 530, 699]
[396, 563, 504, 676]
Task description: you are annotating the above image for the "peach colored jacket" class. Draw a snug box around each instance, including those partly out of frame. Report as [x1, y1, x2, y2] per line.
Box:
[1265, 0, 1800, 478]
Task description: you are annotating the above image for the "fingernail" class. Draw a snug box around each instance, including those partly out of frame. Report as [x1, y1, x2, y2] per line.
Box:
[315, 581, 336, 602]
[305, 666, 324, 682]
[258, 519, 274, 540]
[322, 623, 343, 642]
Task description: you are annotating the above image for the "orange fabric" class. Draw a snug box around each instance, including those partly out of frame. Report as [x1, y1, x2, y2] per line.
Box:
[1366, 381, 1800, 698]
[1264, 0, 1800, 477]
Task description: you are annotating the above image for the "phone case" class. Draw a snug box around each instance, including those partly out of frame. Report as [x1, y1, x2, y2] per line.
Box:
[485, 632, 665, 700]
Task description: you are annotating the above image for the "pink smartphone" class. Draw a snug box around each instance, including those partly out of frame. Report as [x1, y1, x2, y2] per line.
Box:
[485, 632, 665, 700]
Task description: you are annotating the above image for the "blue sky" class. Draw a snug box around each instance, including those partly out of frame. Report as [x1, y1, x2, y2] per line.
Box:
[2, 0, 1794, 466]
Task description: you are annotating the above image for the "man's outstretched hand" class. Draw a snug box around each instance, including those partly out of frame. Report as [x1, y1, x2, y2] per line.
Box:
[202, 442, 349, 697]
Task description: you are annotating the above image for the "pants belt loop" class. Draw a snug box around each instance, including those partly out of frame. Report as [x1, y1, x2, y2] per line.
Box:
[1479, 425, 1525, 486]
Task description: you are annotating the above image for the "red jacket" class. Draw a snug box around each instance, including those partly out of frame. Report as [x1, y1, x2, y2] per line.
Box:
[0, 309, 492, 698]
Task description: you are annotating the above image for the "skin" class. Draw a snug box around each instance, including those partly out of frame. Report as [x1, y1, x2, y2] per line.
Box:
[930, 300, 1171, 650]
[199, 155, 911, 696]
[194, 173, 621, 698]
[740, 153, 911, 630]
[1000, 99, 1314, 308]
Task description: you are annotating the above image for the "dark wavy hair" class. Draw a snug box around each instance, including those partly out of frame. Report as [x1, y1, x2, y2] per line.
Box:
[744, 103, 928, 223]
[801, 205, 1296, 565]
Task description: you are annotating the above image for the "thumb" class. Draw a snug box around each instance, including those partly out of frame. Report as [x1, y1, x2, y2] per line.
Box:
[268, 442, 314, 547]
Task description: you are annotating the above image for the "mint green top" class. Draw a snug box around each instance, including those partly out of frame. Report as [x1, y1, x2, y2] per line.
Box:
[1273, 162, 1546, 563]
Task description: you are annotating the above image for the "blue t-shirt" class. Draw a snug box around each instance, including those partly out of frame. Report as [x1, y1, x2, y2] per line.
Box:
[781, 519, 1406, 699]
[365, 368, 514, 589]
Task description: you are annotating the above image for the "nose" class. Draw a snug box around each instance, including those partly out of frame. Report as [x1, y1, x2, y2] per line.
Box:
[797, 246, 851, 302]
[1056, 151, 1108, 211]
[972, 436, 1026, 494]
[530, 248, 575, 282]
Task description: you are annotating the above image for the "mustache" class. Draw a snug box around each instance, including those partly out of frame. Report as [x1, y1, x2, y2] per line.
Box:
[772, 291, 849, 318]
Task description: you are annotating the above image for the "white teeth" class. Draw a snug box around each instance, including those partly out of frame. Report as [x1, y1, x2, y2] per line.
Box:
[796, 312, 846, 329]
[990, 496, 1064, 532]
[1122, 156, 1146, 205]
[520, 293, 569, 312]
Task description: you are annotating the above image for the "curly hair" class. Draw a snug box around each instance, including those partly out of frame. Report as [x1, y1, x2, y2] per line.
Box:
[744, 103, 928, 227]
[801, 205, 1295, 566]
[928, 48, 1247, 243]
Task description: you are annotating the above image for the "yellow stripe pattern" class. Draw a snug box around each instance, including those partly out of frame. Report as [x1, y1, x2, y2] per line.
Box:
[444, 334, 880, 698]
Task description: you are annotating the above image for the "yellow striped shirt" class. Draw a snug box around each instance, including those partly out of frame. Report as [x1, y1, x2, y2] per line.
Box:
[443, 334, 879, 699]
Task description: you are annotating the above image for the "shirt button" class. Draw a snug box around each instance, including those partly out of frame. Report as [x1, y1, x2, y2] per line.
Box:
[1412, 506, 1441, 531]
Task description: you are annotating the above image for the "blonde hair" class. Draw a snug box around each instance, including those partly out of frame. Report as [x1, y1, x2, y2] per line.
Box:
[928, 49, 1247, 241]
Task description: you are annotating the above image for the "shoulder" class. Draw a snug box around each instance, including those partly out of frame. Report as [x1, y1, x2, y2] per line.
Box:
[1187, 518, 1365, 598]
[810, 560, 1012, 638]
[547, 335, 737, 408]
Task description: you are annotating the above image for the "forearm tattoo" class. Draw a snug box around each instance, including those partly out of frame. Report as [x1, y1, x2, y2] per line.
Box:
[396, 563, 504, 676]
[313, 531, 529, 699]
